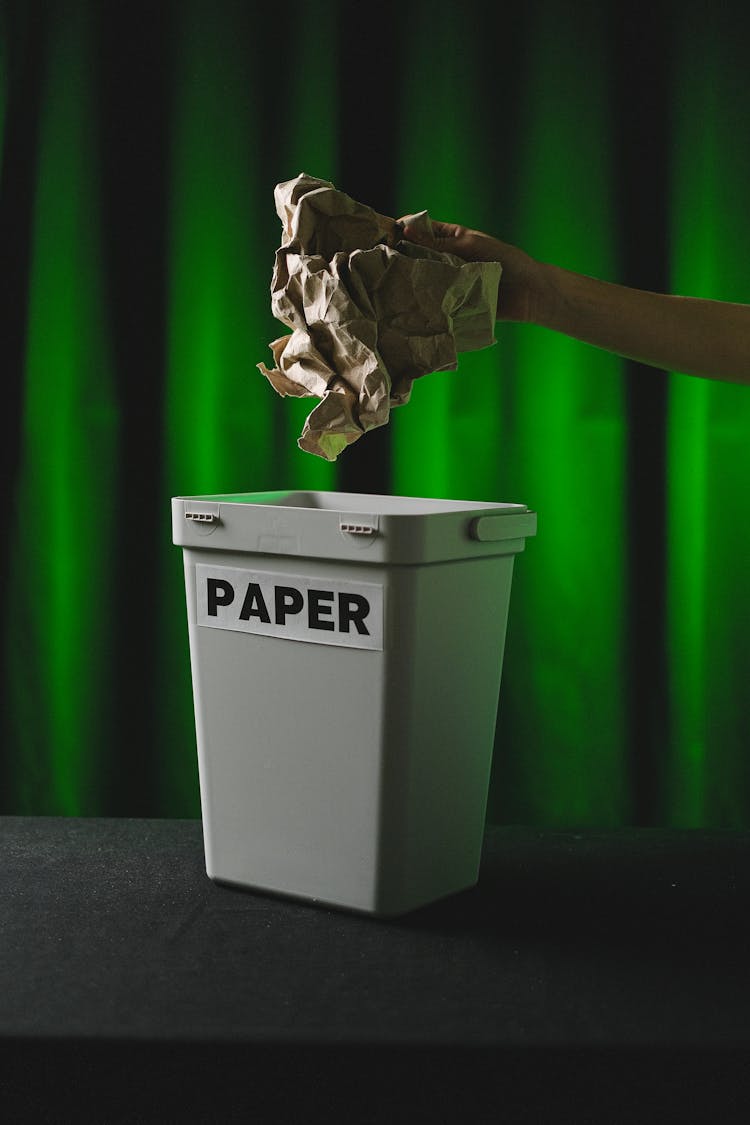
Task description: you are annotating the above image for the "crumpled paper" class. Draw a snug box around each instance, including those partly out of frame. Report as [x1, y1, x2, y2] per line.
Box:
[257, 173, 502, 460]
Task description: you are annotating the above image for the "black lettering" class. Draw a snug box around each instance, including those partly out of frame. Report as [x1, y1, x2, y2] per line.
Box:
[207, 578, 234, 616]
[275, 585, 304, 625]
[239, 582, 271, 623]
[308, 589, 335, 631]
[338, 592, 370, 635]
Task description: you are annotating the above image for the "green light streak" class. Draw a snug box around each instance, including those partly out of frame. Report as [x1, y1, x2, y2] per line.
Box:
[667, 21, 750, 826]
[484, 1, 626, 824]
[162, 0, 278, 813]
[164, 5, 269, 499]
[5, 4, 117, 813]
[392, 0, 501, 500]
[274, 0, 339, 491]
[666, 379, 708, 824]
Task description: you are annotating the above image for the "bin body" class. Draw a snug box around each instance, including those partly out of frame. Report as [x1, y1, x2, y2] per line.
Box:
[172, 491, 536, 916]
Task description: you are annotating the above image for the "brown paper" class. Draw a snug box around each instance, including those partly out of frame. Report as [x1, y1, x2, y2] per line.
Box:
[257, 173, 502, 460]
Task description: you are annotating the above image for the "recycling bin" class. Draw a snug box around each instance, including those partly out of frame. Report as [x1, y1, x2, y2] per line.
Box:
[172, 490, 536, 916]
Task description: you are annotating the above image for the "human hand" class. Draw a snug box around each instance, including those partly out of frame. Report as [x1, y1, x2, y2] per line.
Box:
[399, 217, 547, 324]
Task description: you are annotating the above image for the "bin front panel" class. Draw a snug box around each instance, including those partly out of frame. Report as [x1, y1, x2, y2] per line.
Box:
[184, 548, 389, 910]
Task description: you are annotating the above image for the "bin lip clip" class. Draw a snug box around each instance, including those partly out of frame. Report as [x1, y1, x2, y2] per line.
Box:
[339, 513, 379, 536]
[184, 500, 221, 524]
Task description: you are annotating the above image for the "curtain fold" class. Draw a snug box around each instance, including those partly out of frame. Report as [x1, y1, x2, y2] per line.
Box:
[487, 0, 628, 824]
[666, 13, 750, 825]
[159, 0, 272, 814]
[4, 2, 118, 813]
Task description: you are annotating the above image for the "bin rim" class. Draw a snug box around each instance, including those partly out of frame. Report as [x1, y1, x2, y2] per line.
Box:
[172, 490, 536, 563]
[173, 488, 533, 518]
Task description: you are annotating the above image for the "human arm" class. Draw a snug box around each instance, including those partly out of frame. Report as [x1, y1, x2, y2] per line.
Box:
[400, 220, 750, 385]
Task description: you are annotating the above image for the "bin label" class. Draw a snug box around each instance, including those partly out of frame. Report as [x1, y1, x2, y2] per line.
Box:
[196, 564, 383, 651]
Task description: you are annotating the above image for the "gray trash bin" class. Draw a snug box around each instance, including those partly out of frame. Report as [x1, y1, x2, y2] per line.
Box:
[172, 490, 536, 916]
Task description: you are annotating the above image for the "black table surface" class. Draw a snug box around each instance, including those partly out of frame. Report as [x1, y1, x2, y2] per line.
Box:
[2, 816, 750, 1123]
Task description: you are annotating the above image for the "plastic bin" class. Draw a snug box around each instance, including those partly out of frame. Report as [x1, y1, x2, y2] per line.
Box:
[172, 490, 536, 916]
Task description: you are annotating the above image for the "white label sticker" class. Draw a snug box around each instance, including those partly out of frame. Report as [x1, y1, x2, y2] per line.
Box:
[196, 564, 383, 651]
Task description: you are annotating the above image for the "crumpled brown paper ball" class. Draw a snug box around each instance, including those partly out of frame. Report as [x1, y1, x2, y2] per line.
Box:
[257, 173, 502, 460]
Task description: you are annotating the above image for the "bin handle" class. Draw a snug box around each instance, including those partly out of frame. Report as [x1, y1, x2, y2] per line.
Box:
[469, 512, 533, 542]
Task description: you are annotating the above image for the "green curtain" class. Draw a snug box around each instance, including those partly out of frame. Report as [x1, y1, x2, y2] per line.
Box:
[2, 0, 749, 824]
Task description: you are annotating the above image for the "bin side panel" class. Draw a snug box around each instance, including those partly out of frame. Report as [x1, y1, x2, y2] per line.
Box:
[375, 556, 515, 914]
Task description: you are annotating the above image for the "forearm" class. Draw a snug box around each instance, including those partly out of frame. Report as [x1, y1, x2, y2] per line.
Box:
[533, 263, 750, 385]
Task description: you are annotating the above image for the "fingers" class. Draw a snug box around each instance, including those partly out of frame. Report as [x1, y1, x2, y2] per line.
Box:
[399, 217, 460, 245]
[399, 221, 439, 245]
[397, 216, 422, 240]
[428, 221, 457, 239]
